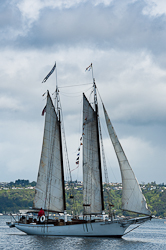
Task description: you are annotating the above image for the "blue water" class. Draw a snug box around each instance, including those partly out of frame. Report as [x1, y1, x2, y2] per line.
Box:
[0, 216, 166, 249]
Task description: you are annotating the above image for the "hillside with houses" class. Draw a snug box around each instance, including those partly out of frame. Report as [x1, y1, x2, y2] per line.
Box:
[0, 180, 166, 218]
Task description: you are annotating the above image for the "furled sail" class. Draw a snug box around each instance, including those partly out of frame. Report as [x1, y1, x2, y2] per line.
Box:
[82, 94, 103, 215]
[33, 91, 65, 212]
[103, 104, 151, 216]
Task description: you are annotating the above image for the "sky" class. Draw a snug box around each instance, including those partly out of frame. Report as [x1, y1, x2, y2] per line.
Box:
[1, 0, 166, 184]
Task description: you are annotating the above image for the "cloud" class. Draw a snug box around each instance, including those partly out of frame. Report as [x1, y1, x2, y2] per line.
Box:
[1, 0, 166, 57]
[0, 46, 166, 183]
[0, 1, 25, 45]
[0, 91, 19, 107]
[0, 0, 166, 183]
[97, 50, 166, 124]
[0, 119, 43, 181]
[144, 0, 166, 16]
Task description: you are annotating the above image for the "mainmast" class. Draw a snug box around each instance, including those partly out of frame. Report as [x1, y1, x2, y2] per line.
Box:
[92, 68, 104, 213]
[57, 95, 66, 212]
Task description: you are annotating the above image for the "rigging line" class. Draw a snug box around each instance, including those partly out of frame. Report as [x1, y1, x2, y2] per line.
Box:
[58, 95, 72, 182]
[99, 117, 118, 183]
[60, 86, 93, 97]
[60, 87, 92, 95]
[104, 153, 118, 183]
[58, 83, 92, 88]
[96, 87, 103, 105]
[123, 224, 142, 236]
[60, 93, 82, 98]
[60, 91, 83, 96]
[71, 96, 83, 173]
[95, 87, 109, 184]
[98, 104, 114, 217]
[98, 119, 109, 184]
[87, 86, 94, 104]
[98, 86, 142, 200]
[96, 87, 118, 183]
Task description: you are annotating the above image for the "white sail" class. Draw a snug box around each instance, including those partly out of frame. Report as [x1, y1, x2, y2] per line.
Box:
[82, 94, 103, 215]
[33, 91, 64, 212]
[103, 104, 151, 216]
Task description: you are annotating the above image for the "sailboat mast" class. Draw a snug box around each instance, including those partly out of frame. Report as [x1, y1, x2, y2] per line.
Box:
[55, 62, 59, 116]
[58, 109, 66, 211]
[93, 77, 104, 212]
[55, 65, 66, 212]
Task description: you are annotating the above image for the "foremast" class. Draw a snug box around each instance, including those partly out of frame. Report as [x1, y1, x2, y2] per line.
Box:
[33, 64, 67, 220]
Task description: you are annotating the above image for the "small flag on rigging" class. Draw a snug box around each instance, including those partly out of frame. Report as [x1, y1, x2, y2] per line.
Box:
[42, 62, 56, 83]
[42, 106, 46, 116]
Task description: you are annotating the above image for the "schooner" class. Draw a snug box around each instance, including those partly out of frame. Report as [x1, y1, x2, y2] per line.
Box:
[7, 63, 152, 237]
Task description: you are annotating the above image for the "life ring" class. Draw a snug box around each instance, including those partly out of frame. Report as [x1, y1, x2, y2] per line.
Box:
[40, 215, 45, 223]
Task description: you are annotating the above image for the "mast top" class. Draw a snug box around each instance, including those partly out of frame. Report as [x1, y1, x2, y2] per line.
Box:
[93, 78, 98, 107]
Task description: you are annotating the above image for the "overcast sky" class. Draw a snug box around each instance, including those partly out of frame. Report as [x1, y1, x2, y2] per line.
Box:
[1, 0, 166, 184]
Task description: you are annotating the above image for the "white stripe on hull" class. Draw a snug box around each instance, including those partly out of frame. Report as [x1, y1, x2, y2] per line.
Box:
[15, 221, 129, 237]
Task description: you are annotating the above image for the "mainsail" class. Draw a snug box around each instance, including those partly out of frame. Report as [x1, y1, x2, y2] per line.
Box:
[82, 94, 103, 215]
[33, 91, 65, 212]
[103, 104, 151, 216]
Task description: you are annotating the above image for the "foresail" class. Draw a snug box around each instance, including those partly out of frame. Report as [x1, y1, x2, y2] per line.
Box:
[82, 94, 103, 215]
[103, 104, 151, 216]
[33, 91, 64, 212]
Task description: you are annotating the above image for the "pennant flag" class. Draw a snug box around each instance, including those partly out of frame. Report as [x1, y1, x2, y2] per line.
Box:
[80, 143, 83, 145]
[85, 63, 92, 71]
[42, 92, 46, 96]
[76, 157, 79, 161]
[80, 137, 82, 141]
[76, 161, 79, 164]
[42, 106, 46, 116]
[77, 153, 80, 156]
[78, 147, 80, 151]
[42, 62, 56, 83]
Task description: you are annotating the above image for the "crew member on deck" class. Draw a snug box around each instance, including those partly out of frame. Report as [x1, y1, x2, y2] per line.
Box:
[38, 208, 45, 218]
